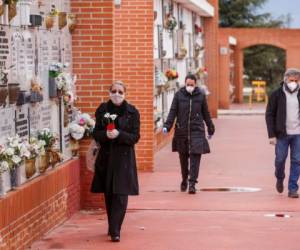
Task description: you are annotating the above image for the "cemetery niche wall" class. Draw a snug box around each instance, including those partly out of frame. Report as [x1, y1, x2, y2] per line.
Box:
[0, 0, 91, 197]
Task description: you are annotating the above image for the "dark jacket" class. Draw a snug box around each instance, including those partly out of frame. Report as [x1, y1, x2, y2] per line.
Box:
[164, 87, 215, 154]
[91, 101, 140, 195]
[266, 82, 300, 138]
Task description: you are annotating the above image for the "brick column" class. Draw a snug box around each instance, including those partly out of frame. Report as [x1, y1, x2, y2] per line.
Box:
[114, 0, 154, 171]
[204, 0, 219, 118]
[71, 0, 114, 209]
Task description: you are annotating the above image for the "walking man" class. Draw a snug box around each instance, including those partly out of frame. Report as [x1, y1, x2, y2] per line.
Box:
[266, 68, 300, 198]
[163, 74, 215, 194]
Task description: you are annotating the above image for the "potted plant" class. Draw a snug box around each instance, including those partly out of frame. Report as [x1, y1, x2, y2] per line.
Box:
[194, 24, 203, 35]
[45, 5, 58, 30]
[37, 128, 56, 172]
[176, 45, 187, 59]
[23, 137, 44, 178]
[48, 62, 69, 98]
[5, 135, 27, 189]
[196, 67, 208, 79]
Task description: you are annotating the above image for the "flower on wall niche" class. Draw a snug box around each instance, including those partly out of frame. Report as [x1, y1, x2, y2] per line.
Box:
[164, 13, 177, 32]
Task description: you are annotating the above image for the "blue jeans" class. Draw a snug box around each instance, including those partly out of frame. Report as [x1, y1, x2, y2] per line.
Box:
[275, 135, 300, 192]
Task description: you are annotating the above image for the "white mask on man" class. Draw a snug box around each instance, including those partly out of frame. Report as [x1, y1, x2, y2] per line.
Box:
[186, 86, 195, 94]
[287, 81, 299, 92]
[110, 92, 125, 105]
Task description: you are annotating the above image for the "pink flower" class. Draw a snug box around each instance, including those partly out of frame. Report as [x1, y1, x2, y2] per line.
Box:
[79, 118, 85, 126]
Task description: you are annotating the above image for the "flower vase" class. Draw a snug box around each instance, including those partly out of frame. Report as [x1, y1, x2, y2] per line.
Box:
[49, 77, 57, 98]
[49, 150, 62, 168]
[25, 158, 36, 179]
[58, 12, 67, 29]
[70, 139, 79, 157]
[107, 123, 115, 131]
[45, 15, 55, 30]
[64, 105, 69, 127]
[68, 13, 77, 33]
[0, 3, 4, 17]
[39, 152, 50, 173]
[8, 1, 17, 22]
[9, 166, 18, 189]
[0, 84, 8, 107]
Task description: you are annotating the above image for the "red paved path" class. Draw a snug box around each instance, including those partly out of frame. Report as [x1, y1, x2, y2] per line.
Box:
[31, 115, 300, 250]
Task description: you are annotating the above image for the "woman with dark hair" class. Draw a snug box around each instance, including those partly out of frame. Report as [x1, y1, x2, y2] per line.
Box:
[163, 74, 215, 194]
[91, 81, 140, 242]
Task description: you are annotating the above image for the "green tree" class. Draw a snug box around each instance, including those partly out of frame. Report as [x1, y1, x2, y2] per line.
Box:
[219, 0, 288, 28]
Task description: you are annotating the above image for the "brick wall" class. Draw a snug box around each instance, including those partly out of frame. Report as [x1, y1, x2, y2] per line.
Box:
[0, 160, 80, 250]
[204, 0, 219, 118]
[114, 0, 154, 171]
[71, 0, 114, 209]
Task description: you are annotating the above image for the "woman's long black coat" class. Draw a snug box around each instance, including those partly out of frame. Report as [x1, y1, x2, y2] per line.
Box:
[164, 87, 215, 154]
[91, 101, 140, 195]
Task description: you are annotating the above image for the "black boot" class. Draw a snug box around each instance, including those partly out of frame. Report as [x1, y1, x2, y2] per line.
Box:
[180, 180, 188, 192]
[188, 183, 196, 194]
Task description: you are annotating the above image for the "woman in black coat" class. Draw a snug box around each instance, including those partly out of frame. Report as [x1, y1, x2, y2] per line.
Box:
[163, 74, 215, 194]
[91, 81, 140, 242]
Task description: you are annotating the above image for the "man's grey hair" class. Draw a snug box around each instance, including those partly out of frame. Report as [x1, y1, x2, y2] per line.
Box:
[109, 80, 127, 92]
[284, 68, 300, 82]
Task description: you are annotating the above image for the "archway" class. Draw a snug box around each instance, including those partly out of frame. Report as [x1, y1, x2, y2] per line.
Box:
[219, 28, 300, 109]
[243, 44, 286, 103]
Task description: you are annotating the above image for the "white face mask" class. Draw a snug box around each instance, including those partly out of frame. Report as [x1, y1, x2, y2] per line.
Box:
[186, 86, 195, 94]
[110, 92, 125, 105]
[287, 81, 299, 91]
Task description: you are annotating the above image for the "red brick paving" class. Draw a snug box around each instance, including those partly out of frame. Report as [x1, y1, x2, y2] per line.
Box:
[30, 115, 300, 250]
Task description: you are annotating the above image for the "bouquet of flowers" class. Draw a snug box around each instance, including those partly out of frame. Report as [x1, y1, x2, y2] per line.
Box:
[24, 137, 46, 160]
[5, 135, 28, 169]
[104, 113, 118, 131]
[56, 72, 73, 93]
[69, 113, 95, 140]
[37, 128, 56, 150]
[49, 62, 68, 78]
[164, 14, 177, 32]
[165, 69, 179, 81]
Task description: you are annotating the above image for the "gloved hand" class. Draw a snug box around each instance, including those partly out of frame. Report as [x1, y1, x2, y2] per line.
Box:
[269, 137, 276, 145]
[207, 134, 213, 140]
[162, 127, 168, 134]
[107, 129, 120, 139]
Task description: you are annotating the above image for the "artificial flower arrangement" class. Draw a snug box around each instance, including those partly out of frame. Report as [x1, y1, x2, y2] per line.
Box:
[68, 112, 96, 156]
[165, 69, 179, 81]
[30, 77, 43, 103]
[196, 67, 208, 79]
[176, 45, 187, 59]
[46, 4, 58, 29]
[37, 128, 62, 169]
[104, 113, 118, 131]
[164, 13, 177, 32]
[23, 137, 46, 178]
[194, 24, 203, 34]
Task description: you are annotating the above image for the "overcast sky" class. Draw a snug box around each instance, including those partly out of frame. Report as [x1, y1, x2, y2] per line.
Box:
[259, 0, 300, 28]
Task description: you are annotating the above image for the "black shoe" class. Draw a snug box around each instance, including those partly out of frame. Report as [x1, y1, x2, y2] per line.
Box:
[180, 181, 188, 192]
[188, 184, 196, 194]
[276, 179, 284, 193]
[288, 191, 299, 198]
[111, 236, 120, 242]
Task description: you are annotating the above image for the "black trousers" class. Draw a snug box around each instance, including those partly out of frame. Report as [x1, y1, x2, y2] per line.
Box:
[179, 153, 202, 184]
[104, 194, 128, 237]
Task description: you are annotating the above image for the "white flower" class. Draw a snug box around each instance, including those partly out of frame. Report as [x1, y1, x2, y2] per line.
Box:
[12, 155, 22, 164]
[0, 145, 5, 154]
[110, 114, 117, 121]
[5, 148, 14, 156]
[81, 113, 91, 121]
[69, 123, 85, 140]
[104, 113, 110, 118]
[38, 140, 46, 147]
[0, 161, 9, 172]
[87, 118, 95, 127]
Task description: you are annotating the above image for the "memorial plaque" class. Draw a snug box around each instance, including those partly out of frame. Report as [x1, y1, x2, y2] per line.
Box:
[62, 34, 72, 66]
[51, 32, 61, 63]
[10, 31, 23, 83]
[23, 30, 34, 81]
[38, 30, 50, 72]
[40, 102, 52, 129]
[0, 26, 10, 69]
[15, 105, 29, 139]
[29, 105, 41, 133]
[0, 107, 15, 144]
